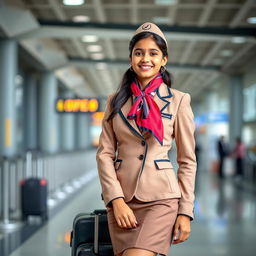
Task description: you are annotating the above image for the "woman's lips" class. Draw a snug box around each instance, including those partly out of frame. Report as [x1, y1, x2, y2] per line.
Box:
[139, 65, 153, 71]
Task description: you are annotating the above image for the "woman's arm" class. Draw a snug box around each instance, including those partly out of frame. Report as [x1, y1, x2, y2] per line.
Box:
[96, 95, 125, 207]
[172, 93, 197, 244]
[96, 95, 138, 229]
[173, 93, 197, 220]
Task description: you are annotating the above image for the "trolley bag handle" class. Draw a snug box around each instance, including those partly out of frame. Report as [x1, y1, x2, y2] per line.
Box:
[93, 210, 106, 254]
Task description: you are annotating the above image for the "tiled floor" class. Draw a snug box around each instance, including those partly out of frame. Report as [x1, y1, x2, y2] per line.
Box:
[1, 151, 256, 256]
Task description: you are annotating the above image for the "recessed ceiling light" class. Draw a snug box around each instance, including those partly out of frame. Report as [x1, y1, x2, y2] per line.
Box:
[212, 59, 223, 65]
[63, 0, 84, 6]
[231, 37, 246, 44]
[81, 35, 98, 43]
[72, 15, 90, 22]
[96, 63, 107, 70]
[155, 0, 177, 5]
[247, 17, 256, 24]
[87, 45, 102, 52]
[153, 17, 170, 24]
[91, 53, 104, 60]
[220, 49, 233, 57]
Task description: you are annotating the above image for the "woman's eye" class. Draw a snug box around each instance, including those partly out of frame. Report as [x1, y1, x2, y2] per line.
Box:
[150, 52, 158, 56]
[134, 52, 141, 56]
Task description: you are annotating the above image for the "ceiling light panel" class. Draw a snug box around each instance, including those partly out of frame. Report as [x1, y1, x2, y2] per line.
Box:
[155, 0, 177, 5]
[87, 45, 102, 52]
[63, 0, 84, 6]
[247, 17, 256, 24]
[72, 16, 90, 22]
[81, 35, 99, 43]
[90, 53, 105, 60]
[231, 37, 246, 44]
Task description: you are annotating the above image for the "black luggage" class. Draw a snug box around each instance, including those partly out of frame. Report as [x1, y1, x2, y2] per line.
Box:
[70, 209, 114, 256]
[20, 177, 48, 221]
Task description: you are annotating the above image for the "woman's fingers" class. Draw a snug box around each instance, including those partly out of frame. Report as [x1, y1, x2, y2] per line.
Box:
[128, 214, 138, 228]
[112, 200, 138, 229]
[172, 228, 190, 244]
[172, 215, 191, 244]
[116, 213, 138, 229]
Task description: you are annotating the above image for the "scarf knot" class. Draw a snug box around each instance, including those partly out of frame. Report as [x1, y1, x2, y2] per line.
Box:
[127, 73, 164, 145]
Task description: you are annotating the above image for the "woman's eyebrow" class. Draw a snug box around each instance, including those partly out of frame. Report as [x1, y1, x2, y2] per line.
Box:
[134, 48, 159, 51]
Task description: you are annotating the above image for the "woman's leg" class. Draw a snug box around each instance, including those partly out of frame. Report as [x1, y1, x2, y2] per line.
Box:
[122, 248, 157, 256]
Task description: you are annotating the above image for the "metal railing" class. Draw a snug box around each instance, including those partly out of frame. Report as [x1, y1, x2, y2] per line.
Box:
[0, 149, 96, 231]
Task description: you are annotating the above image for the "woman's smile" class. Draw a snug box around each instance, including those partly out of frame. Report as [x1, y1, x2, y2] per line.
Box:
[138, 64, 154, 72]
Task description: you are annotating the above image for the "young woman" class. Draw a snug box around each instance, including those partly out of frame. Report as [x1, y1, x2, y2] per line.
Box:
[96, 22, 197, 256]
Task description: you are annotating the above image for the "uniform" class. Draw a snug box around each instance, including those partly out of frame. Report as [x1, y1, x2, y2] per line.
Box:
[96, 83, 197, 255]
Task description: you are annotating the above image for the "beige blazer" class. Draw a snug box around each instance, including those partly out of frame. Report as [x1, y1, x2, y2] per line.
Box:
[96, 83, 197, 219]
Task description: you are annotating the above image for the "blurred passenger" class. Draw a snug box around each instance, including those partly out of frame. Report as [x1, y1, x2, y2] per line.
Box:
[217, 136, 228, 178]
[232, 137, 246, 178]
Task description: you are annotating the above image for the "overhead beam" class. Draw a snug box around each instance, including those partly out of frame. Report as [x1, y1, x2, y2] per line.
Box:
[198, 0, 217, 27]
[179, 41, 197, 65]
[168, 0, 179, 25]
[16, 22, 256, 42]
[201, 41, 224, 66]
[229, 0, 254, 28]
[130, 0, 138, 25]
[221, 42, 256, 72]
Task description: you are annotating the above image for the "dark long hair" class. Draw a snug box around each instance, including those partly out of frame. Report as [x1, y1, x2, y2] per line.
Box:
[107, 32, 173, 121]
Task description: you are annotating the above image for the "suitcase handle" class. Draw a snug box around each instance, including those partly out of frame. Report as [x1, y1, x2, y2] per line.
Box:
[93, 209, 107, 254]
[93, 209, 107, 215]
[94, 215, 100, 254]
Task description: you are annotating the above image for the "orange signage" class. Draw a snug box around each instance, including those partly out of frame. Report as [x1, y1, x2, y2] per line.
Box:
[56, 98, 99, 113]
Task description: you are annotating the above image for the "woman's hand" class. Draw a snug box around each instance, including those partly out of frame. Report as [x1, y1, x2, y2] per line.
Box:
[112, 198, 138, 229]
[172, 215, 191, 244]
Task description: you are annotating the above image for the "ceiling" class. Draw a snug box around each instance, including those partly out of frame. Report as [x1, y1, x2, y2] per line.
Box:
[2, 0, 256, 99]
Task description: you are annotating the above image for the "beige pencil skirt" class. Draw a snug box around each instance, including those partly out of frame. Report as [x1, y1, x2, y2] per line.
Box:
[106, 197, 179, 256]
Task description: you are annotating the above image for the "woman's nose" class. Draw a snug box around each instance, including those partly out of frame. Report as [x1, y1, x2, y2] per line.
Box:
[141, 53, 150, 62]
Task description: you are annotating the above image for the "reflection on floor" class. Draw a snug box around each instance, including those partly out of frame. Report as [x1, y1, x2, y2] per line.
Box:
[1, 158, 256, 256]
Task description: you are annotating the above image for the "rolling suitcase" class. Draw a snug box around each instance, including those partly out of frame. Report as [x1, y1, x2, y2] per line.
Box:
[20, 177, 48, 221]
[70, 209, 114, 256]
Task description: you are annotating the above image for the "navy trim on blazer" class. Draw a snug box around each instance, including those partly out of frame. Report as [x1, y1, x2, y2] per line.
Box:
[136, 124, 163, 145]
[154, 159, 171, 170]
[154, 159, 171, 163]
[118, 110, 144, 140]
[156, 86, 173, 120]
[139, 141, 148, 178]
[118, 110, 148, 177]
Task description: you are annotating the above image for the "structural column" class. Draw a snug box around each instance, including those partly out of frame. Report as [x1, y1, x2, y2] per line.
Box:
[76, 114, 91, 149]
[229, 75, 243, 146]
[23, 74, 38, 151]
[60, 90, 75, 151]
[39, 72, 59, 153]
[0, 40, 17, 157]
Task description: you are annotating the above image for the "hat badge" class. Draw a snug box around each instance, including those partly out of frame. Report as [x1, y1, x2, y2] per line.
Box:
[142, 23, 151, 30]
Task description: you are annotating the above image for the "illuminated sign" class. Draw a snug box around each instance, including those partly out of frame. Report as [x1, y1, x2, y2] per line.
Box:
[56, 98, 100, 113]
[92, 112, 104, 125]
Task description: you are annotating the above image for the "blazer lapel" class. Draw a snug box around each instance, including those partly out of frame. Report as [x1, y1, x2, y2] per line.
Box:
[118, 96, 144, 139]
[155, 83, 173, 119]
[118, 83, 173, 139]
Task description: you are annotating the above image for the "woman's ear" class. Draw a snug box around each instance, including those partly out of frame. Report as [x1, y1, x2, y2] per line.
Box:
[162, 56, 168, 66]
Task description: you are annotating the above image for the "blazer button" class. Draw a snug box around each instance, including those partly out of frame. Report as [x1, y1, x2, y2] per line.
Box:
[141, 140, 146, 146]
[138, 154, 144, 160]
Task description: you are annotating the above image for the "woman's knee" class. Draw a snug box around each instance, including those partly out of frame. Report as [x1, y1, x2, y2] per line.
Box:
[122, 248, 157, 256]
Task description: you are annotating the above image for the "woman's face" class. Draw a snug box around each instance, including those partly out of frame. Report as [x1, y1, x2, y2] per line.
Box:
[130, 36, 167, 87]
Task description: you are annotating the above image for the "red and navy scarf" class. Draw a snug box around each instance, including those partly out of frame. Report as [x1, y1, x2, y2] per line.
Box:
[127, 73, 163, 145]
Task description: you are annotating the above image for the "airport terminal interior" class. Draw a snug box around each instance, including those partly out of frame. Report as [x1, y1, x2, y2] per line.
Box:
[0, 0, 256, 255]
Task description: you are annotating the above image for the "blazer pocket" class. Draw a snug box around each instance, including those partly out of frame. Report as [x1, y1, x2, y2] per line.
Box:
[114, 159, 122, 171]
[154, 159, 173, 170]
